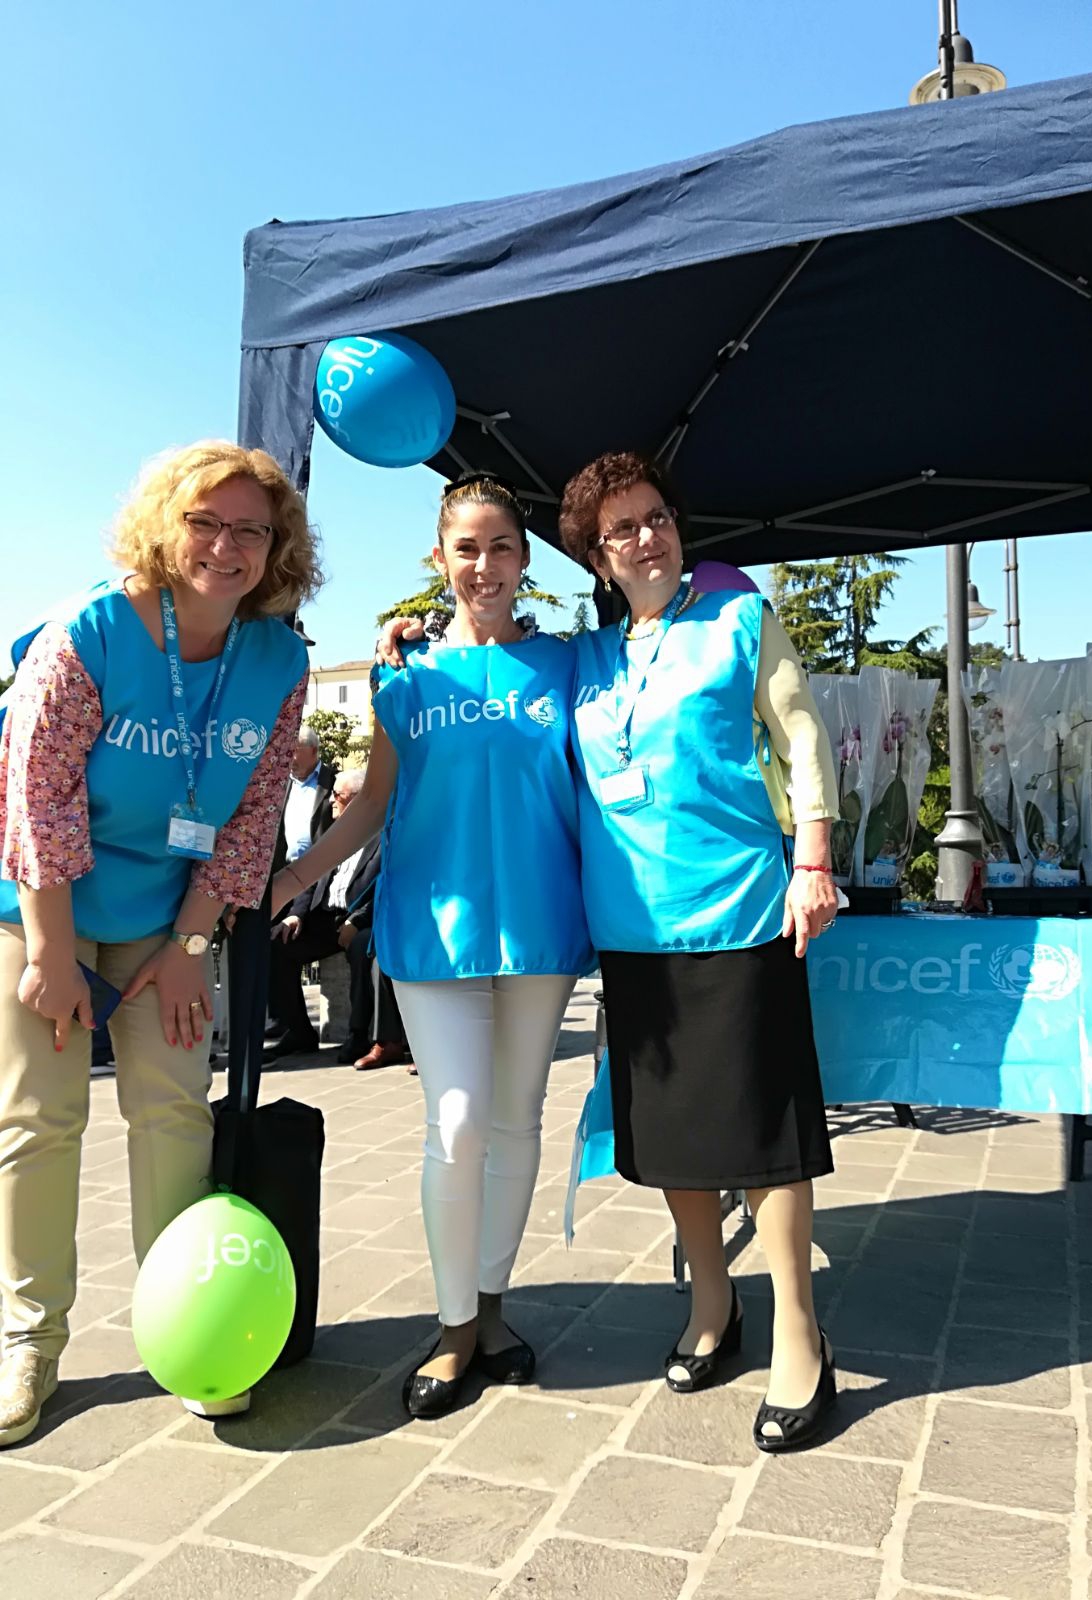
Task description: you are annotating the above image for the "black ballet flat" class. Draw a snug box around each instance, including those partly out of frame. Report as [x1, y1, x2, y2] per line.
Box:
[753, 1329, 837, 1453]
[474, 1329, 536, 1386]
[665, 1281, 743, 1394]
[401, 1340, 471, 1419]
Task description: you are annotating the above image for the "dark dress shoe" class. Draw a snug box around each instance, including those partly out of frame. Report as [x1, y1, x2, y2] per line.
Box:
[335, 1033, 370, 1065]
[402, 1340, 471, 1419]
[665, 1280, 743, 1394]
[262, 1030, 319, 1062]
[753, 1329, 837, 1453]
[474, 1332, 536, 1386]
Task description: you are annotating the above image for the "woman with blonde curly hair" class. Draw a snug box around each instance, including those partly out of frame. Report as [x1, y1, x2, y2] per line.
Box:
[0, 440, 321, 1445]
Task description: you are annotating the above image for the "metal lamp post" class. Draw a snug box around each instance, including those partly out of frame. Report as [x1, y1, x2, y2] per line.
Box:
[1004, 538, 1023, 659]
[910, 1, 1006, 902]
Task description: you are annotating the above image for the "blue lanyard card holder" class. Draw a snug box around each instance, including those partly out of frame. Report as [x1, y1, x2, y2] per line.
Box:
[167, 802, 217, 861]
[598, 764, 652, 814]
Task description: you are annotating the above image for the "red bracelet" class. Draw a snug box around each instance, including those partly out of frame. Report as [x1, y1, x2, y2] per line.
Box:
[794, 863, 833, 874]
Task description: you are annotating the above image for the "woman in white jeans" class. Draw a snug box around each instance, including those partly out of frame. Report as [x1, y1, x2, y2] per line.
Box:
[275, 473, 592, 1416]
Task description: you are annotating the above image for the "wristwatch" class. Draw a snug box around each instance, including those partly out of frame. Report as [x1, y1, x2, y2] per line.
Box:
[170, 931, 210, 957]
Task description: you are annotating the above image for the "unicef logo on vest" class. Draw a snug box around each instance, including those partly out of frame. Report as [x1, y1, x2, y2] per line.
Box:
[988, 943, 1081, 1002]
[523, 693, 560, 729]
[221, 718, 268, 763]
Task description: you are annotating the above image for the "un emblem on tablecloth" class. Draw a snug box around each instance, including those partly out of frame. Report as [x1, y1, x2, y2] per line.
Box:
[988, 943, 1081, 1001]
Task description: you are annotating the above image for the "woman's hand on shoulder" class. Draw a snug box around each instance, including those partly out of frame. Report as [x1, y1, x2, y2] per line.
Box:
[375, 616, 425, 671]
[123, 941, 212, 1050]
[781, 866, 839, 958]
[18, 955, 93, 1049]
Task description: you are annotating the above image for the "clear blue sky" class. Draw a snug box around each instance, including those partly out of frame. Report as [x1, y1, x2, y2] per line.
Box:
[4, 0, 1090, 669]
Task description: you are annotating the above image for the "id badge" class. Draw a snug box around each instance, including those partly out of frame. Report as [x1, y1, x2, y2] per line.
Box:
[598, 765, 651, 814]
[167, 803, 217, 861]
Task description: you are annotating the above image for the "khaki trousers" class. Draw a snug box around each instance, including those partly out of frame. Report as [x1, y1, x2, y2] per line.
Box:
[0, 922, 214, 1360]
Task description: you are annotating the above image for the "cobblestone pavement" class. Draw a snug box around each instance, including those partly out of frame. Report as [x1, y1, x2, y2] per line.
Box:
[1, 979, 1087, 1599]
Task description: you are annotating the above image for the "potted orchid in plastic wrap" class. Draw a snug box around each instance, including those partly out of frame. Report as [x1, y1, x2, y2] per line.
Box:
[808, 674, 864, 885]
[962, 664, 1024, 887]
[1001, 657, 1092, 888]
[856, 666, 938, 888]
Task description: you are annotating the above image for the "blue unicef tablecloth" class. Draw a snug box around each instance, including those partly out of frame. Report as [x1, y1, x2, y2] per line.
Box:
[565, 915, 1091, 1233]
[809, 915, 1092, 1114]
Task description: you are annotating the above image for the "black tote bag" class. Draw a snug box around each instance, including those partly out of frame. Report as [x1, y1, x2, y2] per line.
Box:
[212, 891, 325, 1368]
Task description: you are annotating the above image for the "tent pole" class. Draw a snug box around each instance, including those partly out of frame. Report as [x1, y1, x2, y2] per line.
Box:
[935, 539, 982, 901]
[954, 216, 1092, 301]
[656, 239, 822, 467]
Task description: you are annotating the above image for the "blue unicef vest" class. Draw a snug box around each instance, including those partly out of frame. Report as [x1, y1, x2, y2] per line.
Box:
[0, 581, 306, 943]
[372, 635, 593, 982]
[570, 590, 790, 954]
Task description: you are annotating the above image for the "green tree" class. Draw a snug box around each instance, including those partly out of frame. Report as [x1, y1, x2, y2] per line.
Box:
[0, 673, 12, 696]
[303, 707, 361, 768]
[556, 591, 595, 641]
[376, 559, 563, 627]
[570, 593, 593, 634]
[376, 559, 448, 626]
[770, 554, 909, 673]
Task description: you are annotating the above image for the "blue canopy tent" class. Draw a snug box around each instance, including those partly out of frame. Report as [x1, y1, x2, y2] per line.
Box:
[231, 74, 1092, 1167]
[239, 72, 1092, 565]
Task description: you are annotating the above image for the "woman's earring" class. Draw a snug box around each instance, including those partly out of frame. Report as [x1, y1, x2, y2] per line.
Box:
[603, 577, 612, 593]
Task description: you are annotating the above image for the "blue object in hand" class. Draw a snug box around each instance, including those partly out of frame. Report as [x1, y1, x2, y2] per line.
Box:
[564, 1048, 617, 1243]
[77, 962, 123, 1028]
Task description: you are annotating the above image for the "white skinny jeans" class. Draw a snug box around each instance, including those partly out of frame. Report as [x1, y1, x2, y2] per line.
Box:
[394, 974, 576, 1327]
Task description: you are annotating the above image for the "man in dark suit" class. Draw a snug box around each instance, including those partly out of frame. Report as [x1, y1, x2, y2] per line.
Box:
[279, 724, 336, 870]
[266, 723, 337, 1037]
[264, 770, 407, 1066]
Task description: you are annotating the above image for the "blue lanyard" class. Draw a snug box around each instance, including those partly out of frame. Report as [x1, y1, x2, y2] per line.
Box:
[610, 581, 690, 767]
[160, 588, 239, 808]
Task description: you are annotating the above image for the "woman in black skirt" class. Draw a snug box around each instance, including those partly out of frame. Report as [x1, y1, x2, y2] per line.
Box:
[561, 452, 840, 1453]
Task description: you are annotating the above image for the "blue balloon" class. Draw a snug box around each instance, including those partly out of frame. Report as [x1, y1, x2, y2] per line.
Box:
[313, 332, 456, 469]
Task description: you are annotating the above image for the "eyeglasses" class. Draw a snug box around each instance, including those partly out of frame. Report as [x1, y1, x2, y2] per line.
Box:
[595, 506, 678, 551]
[183, 511, 274, 549]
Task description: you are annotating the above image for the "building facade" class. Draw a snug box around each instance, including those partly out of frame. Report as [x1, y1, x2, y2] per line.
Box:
[305, 661, 375, 733]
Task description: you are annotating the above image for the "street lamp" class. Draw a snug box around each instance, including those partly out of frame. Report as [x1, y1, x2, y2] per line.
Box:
[910, 1, 1006, 903]
[909, 0, 1006, 105]
[966, 581, 996, 632]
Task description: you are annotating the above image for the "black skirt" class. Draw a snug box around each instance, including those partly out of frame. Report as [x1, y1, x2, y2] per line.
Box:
[599, 936, 834, 1190]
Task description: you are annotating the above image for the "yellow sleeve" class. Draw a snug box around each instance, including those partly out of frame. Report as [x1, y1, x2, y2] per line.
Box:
[752, 608, 838, 832]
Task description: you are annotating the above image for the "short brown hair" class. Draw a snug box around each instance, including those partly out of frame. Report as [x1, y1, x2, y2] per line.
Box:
[559, 451, 684, 567]
[110, 440, 323, 621]
[437, 472, 529, 549]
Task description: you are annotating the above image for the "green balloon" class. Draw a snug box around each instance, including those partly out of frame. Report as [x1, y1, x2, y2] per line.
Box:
[132, 1193, 296, 1400]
